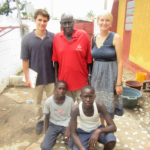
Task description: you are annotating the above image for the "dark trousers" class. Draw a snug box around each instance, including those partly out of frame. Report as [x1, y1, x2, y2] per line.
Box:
[41, 122, 74, 150]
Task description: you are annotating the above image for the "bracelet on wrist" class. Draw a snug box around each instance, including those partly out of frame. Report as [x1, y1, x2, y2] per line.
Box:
[115, 85, 122, 86]
[115, 82, 122, 86]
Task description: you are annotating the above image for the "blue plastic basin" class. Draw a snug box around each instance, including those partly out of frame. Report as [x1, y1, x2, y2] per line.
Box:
[123, 86, 142, 109]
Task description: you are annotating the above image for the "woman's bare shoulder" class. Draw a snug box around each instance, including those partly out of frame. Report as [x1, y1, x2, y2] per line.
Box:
[114, 33, 121, 39]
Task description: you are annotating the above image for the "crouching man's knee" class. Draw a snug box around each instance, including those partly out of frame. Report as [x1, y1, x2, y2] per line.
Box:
[104, 141, 116, 150]
[40, 143, 53, 150]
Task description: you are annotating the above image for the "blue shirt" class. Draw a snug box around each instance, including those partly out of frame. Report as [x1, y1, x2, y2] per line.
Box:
[21, 30, 55, 86]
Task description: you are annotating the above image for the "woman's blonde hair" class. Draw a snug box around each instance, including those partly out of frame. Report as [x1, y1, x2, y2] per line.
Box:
[97, 10, 113, 23]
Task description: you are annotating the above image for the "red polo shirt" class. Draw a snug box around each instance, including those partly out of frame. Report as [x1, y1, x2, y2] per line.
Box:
[52, 29, 92, 91]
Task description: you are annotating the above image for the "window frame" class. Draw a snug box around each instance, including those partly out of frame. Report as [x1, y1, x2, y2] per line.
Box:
[124, 0, 135, 31]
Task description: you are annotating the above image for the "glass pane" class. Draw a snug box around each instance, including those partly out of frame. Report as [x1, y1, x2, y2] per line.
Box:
[127, 1, 135, 8]
[125, 24, 132, 30]
[126, 16, 133, 23]
[126, 8, 134, 15]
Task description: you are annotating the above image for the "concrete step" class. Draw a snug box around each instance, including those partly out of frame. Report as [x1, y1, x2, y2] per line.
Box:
[9, 75, 26, 87]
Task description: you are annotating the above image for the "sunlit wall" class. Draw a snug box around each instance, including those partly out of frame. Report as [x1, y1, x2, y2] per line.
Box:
[116, 0, 126, 40]
[129, 0, 150, 72]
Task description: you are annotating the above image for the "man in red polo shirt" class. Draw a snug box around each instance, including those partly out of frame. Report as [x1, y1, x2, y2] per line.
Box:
[52, 13, 92, 103]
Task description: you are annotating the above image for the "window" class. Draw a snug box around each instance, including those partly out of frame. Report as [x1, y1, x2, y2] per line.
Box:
[125, 0, 135, 30]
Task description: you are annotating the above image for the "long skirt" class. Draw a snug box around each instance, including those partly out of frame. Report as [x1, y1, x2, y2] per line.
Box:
[91, 61, 124, 119]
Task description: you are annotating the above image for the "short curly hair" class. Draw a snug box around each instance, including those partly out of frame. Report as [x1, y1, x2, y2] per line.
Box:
[34, 9, 50, 21]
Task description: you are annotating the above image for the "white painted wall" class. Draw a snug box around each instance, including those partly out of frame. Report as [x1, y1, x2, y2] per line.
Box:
[94, 19, 99, 35]
[0, 15, 22, 93]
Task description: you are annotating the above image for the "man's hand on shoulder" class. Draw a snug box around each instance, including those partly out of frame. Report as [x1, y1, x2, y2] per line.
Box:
[88, 129, 100, 149]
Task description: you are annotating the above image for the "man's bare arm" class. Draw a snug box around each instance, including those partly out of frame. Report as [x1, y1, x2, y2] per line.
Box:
[88, 102, 117, 148]
[22, 59, 31, 87]
[54, 62, 58, 85]
[71, 105, 86, 150]
[87, 63, 92, 85]
[45, 114, 49, 133]
[97, 102, 117, 133]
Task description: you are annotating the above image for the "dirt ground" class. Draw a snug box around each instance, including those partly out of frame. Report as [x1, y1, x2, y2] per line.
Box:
[0, 87, 42, 149]
[0, 67, 150, 150]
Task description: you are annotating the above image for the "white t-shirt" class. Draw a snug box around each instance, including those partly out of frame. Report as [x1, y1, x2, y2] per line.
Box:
[43, 95, 74, 127]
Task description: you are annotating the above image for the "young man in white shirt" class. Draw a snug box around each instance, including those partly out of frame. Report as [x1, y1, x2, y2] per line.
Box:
[71, 86, 116, 150]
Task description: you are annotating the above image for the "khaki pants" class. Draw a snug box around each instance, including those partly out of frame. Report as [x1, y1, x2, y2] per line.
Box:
[66, 89, 81, 103]
[32, 83, 55, 123]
